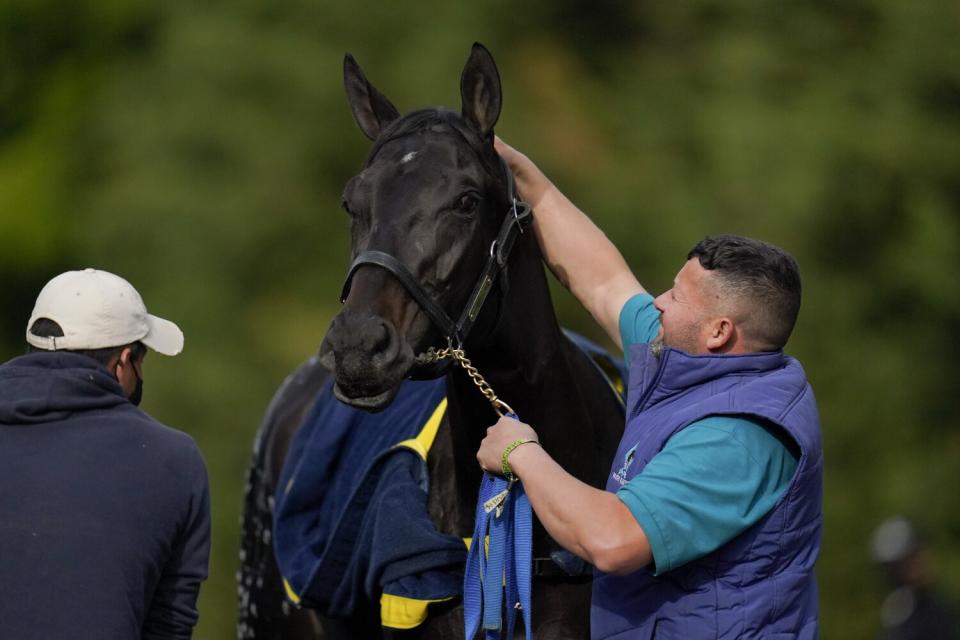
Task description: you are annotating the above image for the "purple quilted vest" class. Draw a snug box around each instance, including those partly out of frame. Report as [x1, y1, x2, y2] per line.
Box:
[592, 344, 823, 640]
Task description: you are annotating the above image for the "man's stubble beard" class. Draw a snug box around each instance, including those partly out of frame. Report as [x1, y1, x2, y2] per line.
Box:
[652, 319, 702, 358]
[650, 338, 664, 359]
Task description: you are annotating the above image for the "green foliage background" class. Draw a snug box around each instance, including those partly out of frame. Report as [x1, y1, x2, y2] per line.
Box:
[2, 1, 958, 637]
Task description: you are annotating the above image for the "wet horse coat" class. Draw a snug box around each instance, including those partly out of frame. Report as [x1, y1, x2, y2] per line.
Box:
[238, 44, 625, 639]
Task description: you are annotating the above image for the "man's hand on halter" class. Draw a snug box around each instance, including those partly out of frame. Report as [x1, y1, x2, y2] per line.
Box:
[494, 136, 646, 347]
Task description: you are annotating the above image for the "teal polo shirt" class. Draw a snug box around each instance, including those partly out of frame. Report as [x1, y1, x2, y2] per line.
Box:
[616, 293, 798, 574]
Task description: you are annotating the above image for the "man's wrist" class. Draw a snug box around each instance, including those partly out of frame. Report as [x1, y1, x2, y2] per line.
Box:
[503, 439, 544, 480]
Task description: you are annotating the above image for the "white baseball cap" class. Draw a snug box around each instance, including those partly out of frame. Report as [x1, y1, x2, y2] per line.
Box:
[25, 268, 184, 356]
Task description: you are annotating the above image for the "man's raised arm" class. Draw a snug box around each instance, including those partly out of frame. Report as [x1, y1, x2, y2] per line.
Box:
[496, 138, 645, 347]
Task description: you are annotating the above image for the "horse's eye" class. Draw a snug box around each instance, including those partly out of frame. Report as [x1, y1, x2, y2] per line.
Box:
[457, 193, 480, 214]
[341, 198, 353, 217]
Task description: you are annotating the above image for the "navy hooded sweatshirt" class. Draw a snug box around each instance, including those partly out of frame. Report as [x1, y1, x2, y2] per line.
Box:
[0, 352, 210, 639]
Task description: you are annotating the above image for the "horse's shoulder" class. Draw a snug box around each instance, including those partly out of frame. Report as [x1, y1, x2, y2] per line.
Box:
[268, 356, 330, 417]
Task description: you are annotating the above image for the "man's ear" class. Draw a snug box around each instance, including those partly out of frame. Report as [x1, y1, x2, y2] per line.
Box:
[116, 346, 143, 374]
[105, 351, 125, 382]
[706, 317, 736, 352]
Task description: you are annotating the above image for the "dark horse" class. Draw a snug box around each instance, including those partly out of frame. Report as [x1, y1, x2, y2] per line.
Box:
[238, 44, 625, 639]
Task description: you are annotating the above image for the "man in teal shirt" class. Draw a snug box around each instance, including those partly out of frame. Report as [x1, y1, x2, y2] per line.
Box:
[476, 138, 821, 638]
[615, 292, 797, 574]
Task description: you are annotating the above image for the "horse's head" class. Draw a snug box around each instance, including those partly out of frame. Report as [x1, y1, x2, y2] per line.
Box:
[319, 43, 516, 410]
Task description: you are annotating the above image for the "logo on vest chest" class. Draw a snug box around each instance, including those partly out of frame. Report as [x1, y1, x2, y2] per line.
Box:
[611, 443, 639, 486]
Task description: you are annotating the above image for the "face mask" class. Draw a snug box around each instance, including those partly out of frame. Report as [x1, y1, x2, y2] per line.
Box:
[116, 358, 144, 406]
[129, 372, 143, 406]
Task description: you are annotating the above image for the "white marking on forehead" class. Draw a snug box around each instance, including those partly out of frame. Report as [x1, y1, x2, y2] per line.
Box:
[400, 151, 418, 164]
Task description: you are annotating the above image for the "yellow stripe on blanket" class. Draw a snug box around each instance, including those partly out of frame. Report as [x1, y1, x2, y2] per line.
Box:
[394, 398, 448, 459]
[381, 593, 455, 630]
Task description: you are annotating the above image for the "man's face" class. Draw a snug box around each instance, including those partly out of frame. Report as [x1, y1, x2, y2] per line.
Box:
[652, 258, 720, 355]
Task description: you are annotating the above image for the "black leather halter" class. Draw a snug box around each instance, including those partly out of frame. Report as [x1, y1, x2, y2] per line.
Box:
[338, 159, 532, 349]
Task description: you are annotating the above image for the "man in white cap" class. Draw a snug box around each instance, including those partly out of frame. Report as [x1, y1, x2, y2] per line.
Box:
[0, 268, 210, 639]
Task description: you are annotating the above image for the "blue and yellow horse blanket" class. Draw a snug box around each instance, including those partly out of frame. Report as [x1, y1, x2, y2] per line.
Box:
[273, 331, 625, 629]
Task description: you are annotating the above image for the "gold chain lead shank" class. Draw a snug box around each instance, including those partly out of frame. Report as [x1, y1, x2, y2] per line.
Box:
[429, 346, 515, 417]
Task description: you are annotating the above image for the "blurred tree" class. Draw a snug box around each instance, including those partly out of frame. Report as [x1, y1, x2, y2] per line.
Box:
[0, 0, 160, 358]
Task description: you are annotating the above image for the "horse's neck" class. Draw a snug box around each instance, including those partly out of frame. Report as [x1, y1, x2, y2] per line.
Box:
[455, 237, 567, 399]
[441, 238, 617, 512]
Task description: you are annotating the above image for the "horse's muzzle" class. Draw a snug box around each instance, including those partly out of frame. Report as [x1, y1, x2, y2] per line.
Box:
[319, 310, 414, 411]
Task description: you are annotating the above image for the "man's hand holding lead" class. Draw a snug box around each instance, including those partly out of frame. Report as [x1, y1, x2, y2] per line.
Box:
[476, 415, 540, 476]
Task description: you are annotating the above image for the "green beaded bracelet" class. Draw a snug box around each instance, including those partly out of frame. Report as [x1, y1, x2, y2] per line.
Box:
[500, 438, 539, 480]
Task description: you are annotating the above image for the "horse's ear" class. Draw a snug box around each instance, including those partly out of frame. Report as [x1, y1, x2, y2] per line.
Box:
[460, 43, 502, 140]
[344, 53, 401, 141]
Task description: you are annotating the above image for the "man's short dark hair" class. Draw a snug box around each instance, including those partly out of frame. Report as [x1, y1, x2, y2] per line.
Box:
[27, 318, 146, 367]
[688, 235, 802, 351]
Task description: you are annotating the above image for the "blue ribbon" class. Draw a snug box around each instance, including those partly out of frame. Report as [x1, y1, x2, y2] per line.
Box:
[463, 415, 533, 640]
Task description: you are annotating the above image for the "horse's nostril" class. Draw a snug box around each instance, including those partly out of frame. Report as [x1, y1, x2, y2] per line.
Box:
[367, 319, 402, 367]
[322, 310, 415, 394]
[317, 338, 336, 372]
[373, 320, 392, 353]
[327, 313, 399, 363]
